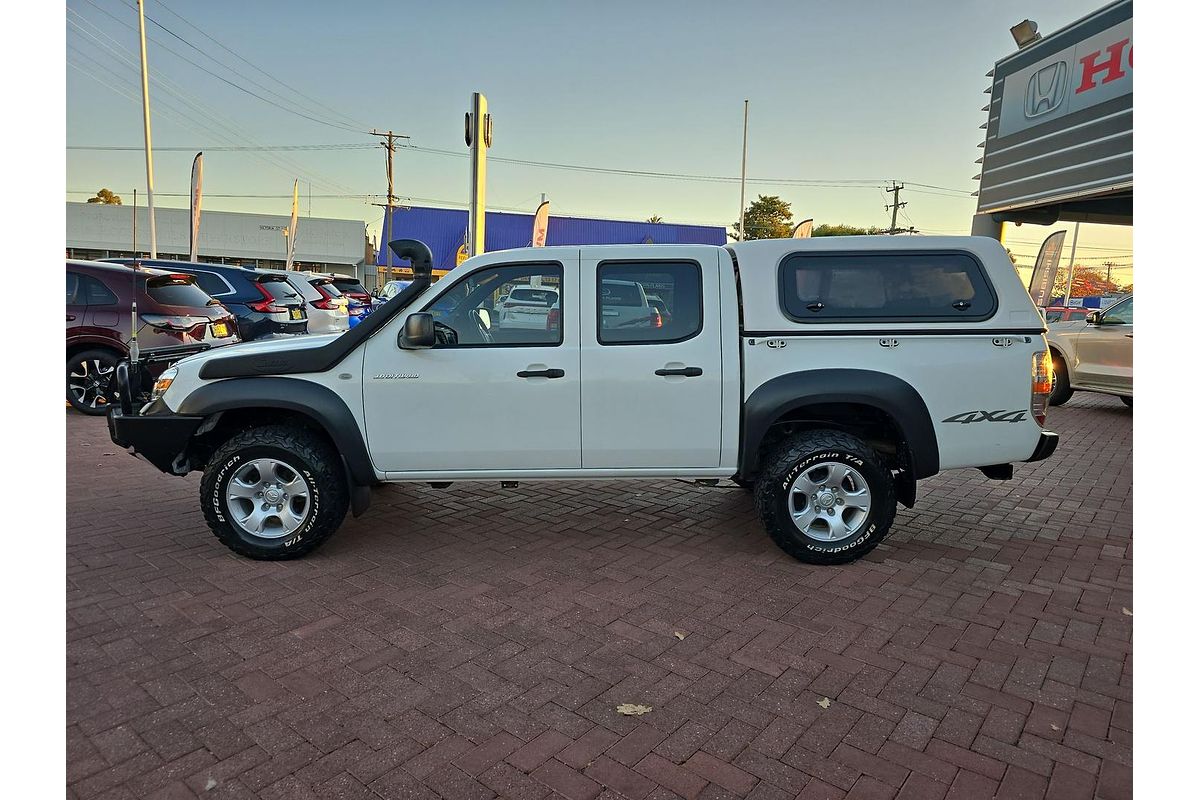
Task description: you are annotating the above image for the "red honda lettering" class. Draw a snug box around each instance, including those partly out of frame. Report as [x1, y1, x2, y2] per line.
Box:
[1076, 38, 1130, 93]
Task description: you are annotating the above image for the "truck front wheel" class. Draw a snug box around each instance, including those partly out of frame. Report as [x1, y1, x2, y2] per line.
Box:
[754, 430, 896, 565]
[200, 425, 349, 560]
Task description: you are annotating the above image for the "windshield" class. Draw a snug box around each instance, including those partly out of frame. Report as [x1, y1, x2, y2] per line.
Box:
[332, 279, 367, 295]
[600, 281, 643, 306]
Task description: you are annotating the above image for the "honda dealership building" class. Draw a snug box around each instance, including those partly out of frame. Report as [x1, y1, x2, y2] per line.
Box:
[972, 0, 1131, 236]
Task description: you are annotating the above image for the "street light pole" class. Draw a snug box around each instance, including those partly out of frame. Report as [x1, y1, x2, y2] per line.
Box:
[136, 0, 157, 258]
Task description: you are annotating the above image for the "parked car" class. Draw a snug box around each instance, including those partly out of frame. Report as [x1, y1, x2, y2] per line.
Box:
[273, 271, 349, 335]
[497, 285, 560, 329]
[599, 279, 661, 331]
[109, 236, 1057, 564]
[378, 280, 412, 302]
[103, 259, 309, 341]
[1046, 294, 1133, 407]
[1041, 305, 1096, 324]
[326, 275, 373, 307]
[66, 259, 238, 415]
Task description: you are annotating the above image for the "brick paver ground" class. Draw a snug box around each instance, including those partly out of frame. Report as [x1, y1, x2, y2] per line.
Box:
[67, 394, 1132, 799]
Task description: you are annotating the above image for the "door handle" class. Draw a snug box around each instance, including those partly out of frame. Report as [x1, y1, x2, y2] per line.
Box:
[655, 366, 703, 377]
[66, 314, 77, 321]
[517, 368, 565, 379]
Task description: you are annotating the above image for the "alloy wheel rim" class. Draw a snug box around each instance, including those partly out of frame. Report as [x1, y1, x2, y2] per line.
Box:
[68, 358, 115, 409]
[225, 458, 312, 539]
[788, 461, 872, 542]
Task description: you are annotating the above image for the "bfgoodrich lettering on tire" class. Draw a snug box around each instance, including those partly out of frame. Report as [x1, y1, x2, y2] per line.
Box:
[754, 429, 896, 565]
[200, 424, 348, 559]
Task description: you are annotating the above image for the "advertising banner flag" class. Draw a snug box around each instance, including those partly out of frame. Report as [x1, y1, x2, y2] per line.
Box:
[792, 218, 813, 238]
[188, 152, 203, 261]
[531, 200, 550, 247]
[1027, 230, 1067, 306]
[285, 179, 299, 270]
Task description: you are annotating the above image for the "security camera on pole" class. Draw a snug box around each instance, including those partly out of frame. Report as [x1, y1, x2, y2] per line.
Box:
[466, 92, 492, 258]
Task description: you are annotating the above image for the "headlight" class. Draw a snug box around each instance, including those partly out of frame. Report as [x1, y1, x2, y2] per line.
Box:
[152, 367, 178, 400]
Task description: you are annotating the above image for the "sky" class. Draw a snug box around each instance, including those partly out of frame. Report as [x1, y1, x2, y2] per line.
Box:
[64, 0, 1132, 282]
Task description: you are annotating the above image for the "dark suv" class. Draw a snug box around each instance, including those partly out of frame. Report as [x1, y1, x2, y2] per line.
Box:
[104, 259, 309, 341]
[67, 259, 239, 415]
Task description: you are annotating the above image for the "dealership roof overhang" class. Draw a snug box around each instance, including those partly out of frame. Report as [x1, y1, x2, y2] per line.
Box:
[975, 0, 1131, 227]
[376, 206, 728, 270]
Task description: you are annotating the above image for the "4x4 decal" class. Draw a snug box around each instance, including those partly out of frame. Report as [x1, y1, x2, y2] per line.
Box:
[942, 409, 1027, 424]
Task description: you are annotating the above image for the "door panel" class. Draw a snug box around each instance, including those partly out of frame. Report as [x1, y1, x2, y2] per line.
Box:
[362, 253, 581, 473]
[66, 271, 86, 336]
[1073, 298, 1133, 392]
[580, 254, 723, 469]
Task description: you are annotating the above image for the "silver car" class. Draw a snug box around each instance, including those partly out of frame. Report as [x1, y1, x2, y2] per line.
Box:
[277, 272, 350, 335]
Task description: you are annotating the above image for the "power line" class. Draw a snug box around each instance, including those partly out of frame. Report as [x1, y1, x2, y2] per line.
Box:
[68, 143, 376, 152]
[84, 0, 366, 134]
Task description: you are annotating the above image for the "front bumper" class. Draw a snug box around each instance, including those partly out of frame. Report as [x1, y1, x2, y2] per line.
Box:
[108, 405, 205, 475]
[1025, 431, 1060, 462]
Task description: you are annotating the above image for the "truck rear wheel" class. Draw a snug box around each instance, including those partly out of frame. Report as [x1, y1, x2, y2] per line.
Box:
[754, 430, 896, 565]
[200, 424, 348, 560]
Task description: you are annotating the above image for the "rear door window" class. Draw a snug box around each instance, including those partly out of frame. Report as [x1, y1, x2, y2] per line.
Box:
[597, 261, 702, 344]
[81, 275, 119, 305]
[288, 278, 325, 303]
[779, 251, 997, 322]
[67, 272, 81, 304]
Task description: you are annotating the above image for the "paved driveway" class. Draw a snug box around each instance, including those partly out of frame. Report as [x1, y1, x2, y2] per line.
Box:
[67, 395, 1132, 800]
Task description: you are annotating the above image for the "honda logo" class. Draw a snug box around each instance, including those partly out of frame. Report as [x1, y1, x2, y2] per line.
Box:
[1024, 60, 1068, 118]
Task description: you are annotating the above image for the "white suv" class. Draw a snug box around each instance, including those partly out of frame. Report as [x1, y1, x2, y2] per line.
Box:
[497, 285, 560, 329]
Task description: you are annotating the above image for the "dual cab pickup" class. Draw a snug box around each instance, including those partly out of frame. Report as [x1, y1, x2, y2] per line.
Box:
[110, 236, 1057, 564]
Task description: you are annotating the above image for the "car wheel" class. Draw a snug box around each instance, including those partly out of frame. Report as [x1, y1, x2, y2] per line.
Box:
[754, 430, 896, 565]
[200, 425, 349, 560]
[66, 349, 120, 415]
[1048, 355, 1074, 406]
[1120, 396, 1132, 408]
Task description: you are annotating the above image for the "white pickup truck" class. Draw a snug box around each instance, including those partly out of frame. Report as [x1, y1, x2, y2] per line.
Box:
[109, 236, 1058, 564]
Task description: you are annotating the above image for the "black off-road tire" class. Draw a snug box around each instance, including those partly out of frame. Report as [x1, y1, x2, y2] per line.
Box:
[753, 430, 896, 565]
[1048, 355, 1073, 406]
[66, 348, 121, 415]
[1120, 396, 1132, 408]
[200, 425, 348, 560]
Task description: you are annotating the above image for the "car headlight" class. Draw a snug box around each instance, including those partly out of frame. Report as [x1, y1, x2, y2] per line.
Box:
[152, 367, 178, 400]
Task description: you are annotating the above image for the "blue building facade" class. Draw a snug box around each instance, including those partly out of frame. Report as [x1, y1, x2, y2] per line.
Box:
[375, 206, 727, 274]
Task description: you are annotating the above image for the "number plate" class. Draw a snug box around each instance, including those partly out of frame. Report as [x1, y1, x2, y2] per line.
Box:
[211, 322, 229, 338]
[290, 308, 303, 320]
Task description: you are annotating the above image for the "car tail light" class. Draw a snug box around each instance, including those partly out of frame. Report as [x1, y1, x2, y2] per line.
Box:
[247, 282, 287, 313]
[546, 307, 561, 331]
[309, 283, 340, 310]
[1031, 349, 1053, 426]
[651, 308, 663, 329]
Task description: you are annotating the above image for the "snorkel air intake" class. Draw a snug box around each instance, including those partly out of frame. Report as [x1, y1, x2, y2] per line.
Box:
[387, 238, 434, 290]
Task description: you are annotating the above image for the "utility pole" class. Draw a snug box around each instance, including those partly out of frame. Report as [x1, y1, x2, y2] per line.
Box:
[136, 0, 157, 257]
[883, 181, 917, 235]
[370, 129, 410, 280]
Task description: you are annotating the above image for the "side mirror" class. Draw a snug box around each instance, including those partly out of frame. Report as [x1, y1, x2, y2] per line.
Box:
[1085, 311, 1100, 324]
[398, 312, 435, 349]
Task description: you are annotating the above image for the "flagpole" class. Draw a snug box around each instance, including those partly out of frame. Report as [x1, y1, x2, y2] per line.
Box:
[136, 0, 157, 258]
[738, 100, 748, 241]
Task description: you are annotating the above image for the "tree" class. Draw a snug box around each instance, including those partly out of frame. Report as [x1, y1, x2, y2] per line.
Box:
[646, 215, 663, 223]
[1051, 264, 1132, 299]
[730, 195, 793, 240]
[811, 223, 884, 237]
[86, 188, 122, 205]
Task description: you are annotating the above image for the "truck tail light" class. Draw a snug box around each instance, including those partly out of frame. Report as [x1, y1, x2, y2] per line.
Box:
[546, 307, 561, 331]
[247, 282, 286, 313]
[651, 308, 663, 328]
[1031, 349, 1053, 426]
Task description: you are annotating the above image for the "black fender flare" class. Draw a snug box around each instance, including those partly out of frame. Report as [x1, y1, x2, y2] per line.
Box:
[740, 369, 939, 480]
[176, 377, 377, 488]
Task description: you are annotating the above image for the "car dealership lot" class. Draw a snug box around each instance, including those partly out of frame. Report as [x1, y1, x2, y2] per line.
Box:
[67, 396, 1131, 800]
